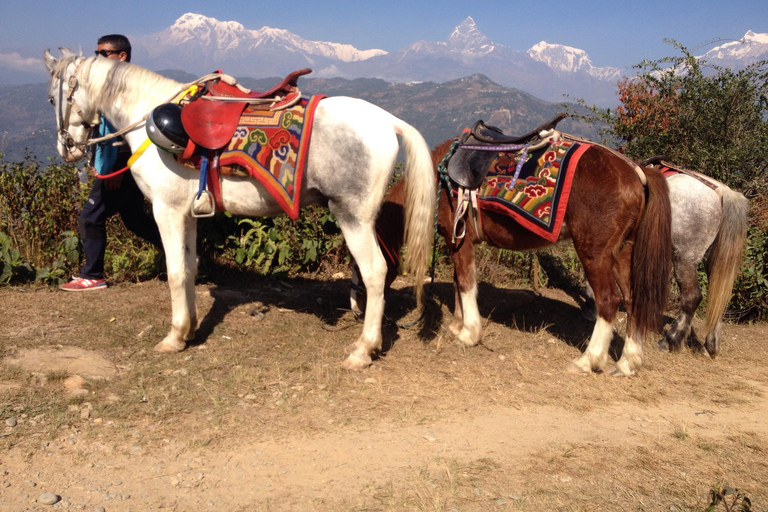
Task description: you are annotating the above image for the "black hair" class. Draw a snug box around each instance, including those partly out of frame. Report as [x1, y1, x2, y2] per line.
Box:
[97, 34, 131, 62]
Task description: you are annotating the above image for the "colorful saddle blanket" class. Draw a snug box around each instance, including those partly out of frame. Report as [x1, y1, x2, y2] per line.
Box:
[456, 139, 591, 242]
[218, 95, 325, 220]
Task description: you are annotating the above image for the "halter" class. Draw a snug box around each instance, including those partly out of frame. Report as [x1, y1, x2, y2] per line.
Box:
[54, 58, 96, 155]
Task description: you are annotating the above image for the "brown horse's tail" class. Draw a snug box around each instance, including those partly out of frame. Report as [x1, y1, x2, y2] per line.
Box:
[704, 186, 749, 335]
[631, 166, 673, 336]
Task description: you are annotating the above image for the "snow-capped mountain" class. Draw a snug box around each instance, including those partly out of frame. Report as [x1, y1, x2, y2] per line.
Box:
[345, 17, 621, 105]
[527, 41, 622, 81]
[700, 30, 768, 68]
[130, 14, 765, 108]
[448, 16, 494, 52]
[133, 13, 386, 76]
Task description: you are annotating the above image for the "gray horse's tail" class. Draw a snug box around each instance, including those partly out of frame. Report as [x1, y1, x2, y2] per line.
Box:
[704, 186, 749, 336]
[393, 120, 436, 306]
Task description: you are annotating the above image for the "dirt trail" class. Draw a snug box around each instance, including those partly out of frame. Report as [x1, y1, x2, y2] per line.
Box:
[1, 280, 767, 511]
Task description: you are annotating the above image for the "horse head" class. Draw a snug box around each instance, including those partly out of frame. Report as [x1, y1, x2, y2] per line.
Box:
[43, 48, 100, 162]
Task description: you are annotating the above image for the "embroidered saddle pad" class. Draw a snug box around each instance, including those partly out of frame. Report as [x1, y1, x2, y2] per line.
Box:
[218, 95, 325, 220]
[453, 139, 591, 242]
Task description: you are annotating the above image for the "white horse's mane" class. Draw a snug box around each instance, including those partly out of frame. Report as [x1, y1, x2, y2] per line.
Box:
[57, 52, 182, 121]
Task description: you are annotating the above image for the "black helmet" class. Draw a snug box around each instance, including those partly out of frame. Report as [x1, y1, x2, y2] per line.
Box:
[146, 103, 189, 153]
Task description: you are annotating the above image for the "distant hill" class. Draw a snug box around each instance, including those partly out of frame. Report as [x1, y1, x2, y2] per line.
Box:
[0, 73, 597, 163]
[0, 83, 59, 163]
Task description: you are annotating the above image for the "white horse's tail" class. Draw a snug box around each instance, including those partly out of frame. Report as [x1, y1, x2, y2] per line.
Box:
[705, 186, 749, 334]
[393, 120, 436, 307]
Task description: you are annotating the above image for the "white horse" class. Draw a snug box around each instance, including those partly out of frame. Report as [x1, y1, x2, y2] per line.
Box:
[43, 48, 435, 369]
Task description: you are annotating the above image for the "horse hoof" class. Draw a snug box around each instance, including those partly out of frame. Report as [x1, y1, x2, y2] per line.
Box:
[657, 339, 670, 352]
[341, 353, 373, 370]
[609, 362, 636, 377]
[566, 360, 591, 374]
[153, 338, 186, 353]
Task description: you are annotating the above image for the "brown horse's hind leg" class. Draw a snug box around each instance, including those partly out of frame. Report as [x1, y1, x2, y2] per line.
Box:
[611, 244, 645, 377]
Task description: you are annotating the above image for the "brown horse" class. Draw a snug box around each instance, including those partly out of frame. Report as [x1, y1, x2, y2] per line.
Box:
[352, 137, 673, 376]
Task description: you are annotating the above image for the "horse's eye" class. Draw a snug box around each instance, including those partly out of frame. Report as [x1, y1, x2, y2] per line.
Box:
[48, 97, 55, 105]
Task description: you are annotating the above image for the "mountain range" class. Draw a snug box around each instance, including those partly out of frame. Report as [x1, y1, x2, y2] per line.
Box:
[131, 14, 768, 107]
[0, 73, 598, 163]
[2, 14, 765, 162]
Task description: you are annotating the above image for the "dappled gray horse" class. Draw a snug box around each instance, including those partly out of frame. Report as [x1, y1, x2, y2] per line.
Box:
[44, 48, 435, 369]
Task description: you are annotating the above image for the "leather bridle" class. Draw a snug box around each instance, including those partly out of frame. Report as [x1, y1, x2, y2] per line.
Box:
[52, 58, 96, 154]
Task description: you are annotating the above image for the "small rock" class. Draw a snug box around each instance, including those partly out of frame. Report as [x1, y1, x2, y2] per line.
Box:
[64, 375, 87, 392]
[244, 394, 257, 401]
[38, 492, 60, 505]
[316, 384, 327, 390]
[364, 378, 376, 384]
[26, 480, 36, 487]
[80, 409, 91, 420]
[6, 417, 17, 427]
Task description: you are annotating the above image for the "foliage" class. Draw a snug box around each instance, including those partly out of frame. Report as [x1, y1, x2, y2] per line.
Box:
[570, 39, 768, 198]
[729, 226, 768, 321]
[568, 40, 768, 321]
[220, 207, 345, 275]
[0, 231, 34, 283]
[706, 485, 752, 512]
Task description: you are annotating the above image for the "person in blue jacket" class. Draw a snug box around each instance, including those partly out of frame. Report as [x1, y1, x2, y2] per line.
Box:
[60, 34, 163, 291]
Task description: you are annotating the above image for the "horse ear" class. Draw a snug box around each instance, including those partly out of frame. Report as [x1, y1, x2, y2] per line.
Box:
[59, 47, 77, 59]
[43, 49, 57, 73]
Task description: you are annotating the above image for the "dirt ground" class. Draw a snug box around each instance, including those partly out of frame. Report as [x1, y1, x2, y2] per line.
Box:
[1, 271, 767, 512]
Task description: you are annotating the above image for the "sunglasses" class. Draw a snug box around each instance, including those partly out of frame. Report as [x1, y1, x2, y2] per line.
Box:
[94, 49, 122, 57]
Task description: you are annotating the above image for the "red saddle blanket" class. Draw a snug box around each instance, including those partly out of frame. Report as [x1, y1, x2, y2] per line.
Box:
[216, 95, 325, 220]
[453, 139, 590, 242]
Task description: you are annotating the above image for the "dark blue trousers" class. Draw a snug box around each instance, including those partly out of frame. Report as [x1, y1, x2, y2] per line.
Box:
[77, 173, 163, 279]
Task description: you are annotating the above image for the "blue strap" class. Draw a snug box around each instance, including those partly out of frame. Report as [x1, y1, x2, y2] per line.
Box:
[197, 153, 209, 200]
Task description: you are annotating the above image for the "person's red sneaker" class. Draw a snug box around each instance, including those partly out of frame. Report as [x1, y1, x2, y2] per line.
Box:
[59, 277, 107, 291]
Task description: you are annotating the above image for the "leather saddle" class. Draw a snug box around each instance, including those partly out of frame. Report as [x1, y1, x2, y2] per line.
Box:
[447, 113, 568, 189]
[639, 154, 671, 167]
[181, 68, 312, 151]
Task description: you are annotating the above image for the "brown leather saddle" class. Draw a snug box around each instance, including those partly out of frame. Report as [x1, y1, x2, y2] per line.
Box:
[181, 68, 311, 151]
[447, 113, 568, 189]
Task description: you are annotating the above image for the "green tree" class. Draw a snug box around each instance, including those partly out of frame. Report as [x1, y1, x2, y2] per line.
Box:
[572, 39, 768, 197]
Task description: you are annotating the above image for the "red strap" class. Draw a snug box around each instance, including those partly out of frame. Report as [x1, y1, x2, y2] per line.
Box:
[207, 155, 225, 212]
[92, 166, 131, 179]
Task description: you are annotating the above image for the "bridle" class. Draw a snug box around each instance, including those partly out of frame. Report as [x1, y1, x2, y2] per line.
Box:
[52, 58, 96, 155]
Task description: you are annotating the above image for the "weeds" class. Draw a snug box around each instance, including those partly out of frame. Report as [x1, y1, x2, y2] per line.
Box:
[707, 485, 753, 512]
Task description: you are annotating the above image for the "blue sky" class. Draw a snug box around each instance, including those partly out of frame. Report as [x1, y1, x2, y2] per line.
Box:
[1, 0, 766, 83]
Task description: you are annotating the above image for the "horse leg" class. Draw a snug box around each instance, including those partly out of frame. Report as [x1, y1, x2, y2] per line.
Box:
[339, 224, 387, 370]
[152, 203, 198, 352]
[659, 262, 702, 353]
[568, 258, 621, 374]
[349, 259, 365, 318]
[611, 245, 645, 376]
[448, 239, 482, 346]
[704, 320, 723, 358]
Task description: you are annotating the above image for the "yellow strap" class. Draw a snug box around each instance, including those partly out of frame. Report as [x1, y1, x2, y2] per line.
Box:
[128, 85, 198, 168]
[127, 138, 153, 169]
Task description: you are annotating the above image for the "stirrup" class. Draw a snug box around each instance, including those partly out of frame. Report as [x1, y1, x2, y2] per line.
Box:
[191, 190, 216, 218]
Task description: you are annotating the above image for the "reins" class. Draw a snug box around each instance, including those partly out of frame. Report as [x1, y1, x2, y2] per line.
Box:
[56, 55, 239, 149]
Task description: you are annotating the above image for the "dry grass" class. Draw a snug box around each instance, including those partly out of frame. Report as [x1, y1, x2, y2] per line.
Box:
[1, 269, 767, 511]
